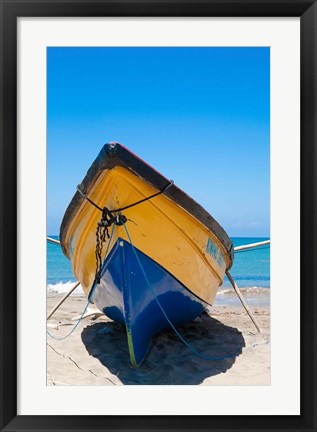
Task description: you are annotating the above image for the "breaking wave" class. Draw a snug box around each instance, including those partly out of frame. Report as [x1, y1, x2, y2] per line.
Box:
[47, 280, 84, 296]
[217, 286, 270, 296]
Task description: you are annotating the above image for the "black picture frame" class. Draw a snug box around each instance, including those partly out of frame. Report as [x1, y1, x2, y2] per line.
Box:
[0, 1, 316, 431]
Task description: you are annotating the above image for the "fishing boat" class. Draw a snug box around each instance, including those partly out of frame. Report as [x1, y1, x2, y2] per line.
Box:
[60, 142, 234, 366]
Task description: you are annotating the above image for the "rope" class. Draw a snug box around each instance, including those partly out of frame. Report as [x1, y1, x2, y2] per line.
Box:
[76, 187, 103, 211]
[47, 297, 91, 341]
[113, 180, 174, 212]
[76, 180, 174, 214]
[122, 223, 241, 362]
[47, 224, 115, 341]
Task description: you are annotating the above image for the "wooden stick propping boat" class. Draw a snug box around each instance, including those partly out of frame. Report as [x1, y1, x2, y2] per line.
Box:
[60, 142, 234, 366]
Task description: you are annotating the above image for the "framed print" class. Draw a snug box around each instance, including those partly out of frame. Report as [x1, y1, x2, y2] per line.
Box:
[0, 0, 316, 431]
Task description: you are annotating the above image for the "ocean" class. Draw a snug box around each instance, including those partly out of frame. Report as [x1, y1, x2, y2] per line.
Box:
[47, 236, 270, 305]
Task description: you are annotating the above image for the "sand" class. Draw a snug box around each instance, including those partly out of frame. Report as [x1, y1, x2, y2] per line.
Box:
[46, 295, 270, 386]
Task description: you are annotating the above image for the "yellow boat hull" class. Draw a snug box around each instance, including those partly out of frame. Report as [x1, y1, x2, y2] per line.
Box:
[62, 166, 232, 304]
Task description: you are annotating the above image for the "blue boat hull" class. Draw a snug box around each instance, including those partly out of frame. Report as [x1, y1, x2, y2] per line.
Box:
[90, 238, 207, 366]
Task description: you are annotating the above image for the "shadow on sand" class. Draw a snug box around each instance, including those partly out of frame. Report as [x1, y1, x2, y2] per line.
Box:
[81, 313, 245, 385]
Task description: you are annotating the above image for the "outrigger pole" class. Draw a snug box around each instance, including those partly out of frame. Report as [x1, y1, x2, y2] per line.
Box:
[225, 271, 263, 333]
[227, 239, 269, 333]
[47, 237, 81, 320]
[47, 280, 80, 320]
[46, 237, 270, 332]
[47, 236, 60, 246]
[234, 239, 270, 252]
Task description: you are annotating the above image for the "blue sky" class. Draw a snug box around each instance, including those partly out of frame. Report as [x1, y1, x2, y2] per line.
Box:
[47, 47, 270, 237]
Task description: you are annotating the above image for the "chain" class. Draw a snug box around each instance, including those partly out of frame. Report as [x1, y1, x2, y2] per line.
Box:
[95, 225, 108, 284]
[94, 208, 127, 285]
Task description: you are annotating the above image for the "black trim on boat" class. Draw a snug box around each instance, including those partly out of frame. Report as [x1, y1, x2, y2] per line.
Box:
[60, 142, 234, 267]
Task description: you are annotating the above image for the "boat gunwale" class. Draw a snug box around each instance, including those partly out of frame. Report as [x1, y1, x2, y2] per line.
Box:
[60, 142, 234, 267]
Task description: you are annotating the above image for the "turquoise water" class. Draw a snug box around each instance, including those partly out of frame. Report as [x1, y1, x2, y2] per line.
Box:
[47, 236, 270, 297]
[47, 236, 75, 286]
[223, 237, 270, 288]
[218, 237, 270, 306]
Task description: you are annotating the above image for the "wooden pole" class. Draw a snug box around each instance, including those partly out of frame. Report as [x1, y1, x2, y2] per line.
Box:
[47, 281, 81, 320]
[225, 270, 263, 333]
[234, 240, 270, 252]
[47, 236, 61, 246]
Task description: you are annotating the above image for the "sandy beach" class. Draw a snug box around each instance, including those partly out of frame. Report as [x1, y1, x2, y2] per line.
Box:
[47, 294, 270, 386]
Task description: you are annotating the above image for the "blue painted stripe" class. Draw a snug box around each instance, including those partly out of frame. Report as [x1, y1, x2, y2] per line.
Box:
[91, 238, 207, 365]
